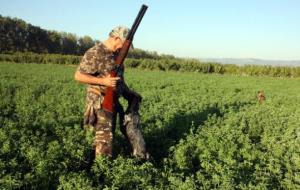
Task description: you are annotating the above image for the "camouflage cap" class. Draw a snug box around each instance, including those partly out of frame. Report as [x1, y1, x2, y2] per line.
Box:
[109, 26, 130, 41]
[109, 26, 134, 49]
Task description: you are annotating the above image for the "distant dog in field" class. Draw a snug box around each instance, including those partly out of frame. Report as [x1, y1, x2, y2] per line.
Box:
[258, 90, 265, 103]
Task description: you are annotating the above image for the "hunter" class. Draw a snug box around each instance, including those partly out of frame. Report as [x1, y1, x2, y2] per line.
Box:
[74, 26, 149, 159]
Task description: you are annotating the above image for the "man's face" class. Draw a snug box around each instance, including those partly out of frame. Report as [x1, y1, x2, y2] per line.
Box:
[115, 37, 125, 50]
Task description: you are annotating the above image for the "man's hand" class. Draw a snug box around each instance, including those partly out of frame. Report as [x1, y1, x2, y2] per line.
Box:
[102, 75, 120, 88]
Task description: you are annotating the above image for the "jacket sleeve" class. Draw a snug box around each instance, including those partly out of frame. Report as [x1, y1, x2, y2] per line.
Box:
[77, 48, 99, 75]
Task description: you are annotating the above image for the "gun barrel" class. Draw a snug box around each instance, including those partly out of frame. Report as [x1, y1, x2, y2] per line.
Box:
[127, 4, 148, 41]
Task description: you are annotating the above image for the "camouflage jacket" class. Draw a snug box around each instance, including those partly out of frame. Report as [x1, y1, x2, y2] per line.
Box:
[77, 42, 129, 125]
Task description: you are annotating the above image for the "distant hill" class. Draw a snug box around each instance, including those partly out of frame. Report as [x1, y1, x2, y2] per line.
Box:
[200, 58, 300, 67]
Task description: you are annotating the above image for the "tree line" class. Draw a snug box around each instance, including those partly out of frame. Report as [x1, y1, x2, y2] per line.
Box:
[0, 15, 96, 55]
[0, 15, 175, 59]
[1, 15, 300, 78]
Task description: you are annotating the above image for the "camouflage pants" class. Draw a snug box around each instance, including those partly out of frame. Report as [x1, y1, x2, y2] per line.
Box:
[93, 109, 116, 157]
[92, 108, 148, 159]
[85, 91, 148, 159]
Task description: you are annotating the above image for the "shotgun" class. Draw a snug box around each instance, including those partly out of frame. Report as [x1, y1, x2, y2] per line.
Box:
[102, 4, 148, 113]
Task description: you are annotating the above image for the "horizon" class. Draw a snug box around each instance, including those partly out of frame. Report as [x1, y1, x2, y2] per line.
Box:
[1, 0, 300, 61]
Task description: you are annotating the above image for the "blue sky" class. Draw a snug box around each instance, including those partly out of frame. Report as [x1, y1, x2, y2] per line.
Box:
[1, 0, 300, 60]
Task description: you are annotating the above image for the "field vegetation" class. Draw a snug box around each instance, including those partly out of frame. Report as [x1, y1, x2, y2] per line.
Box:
[1, 63, 299, 189]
